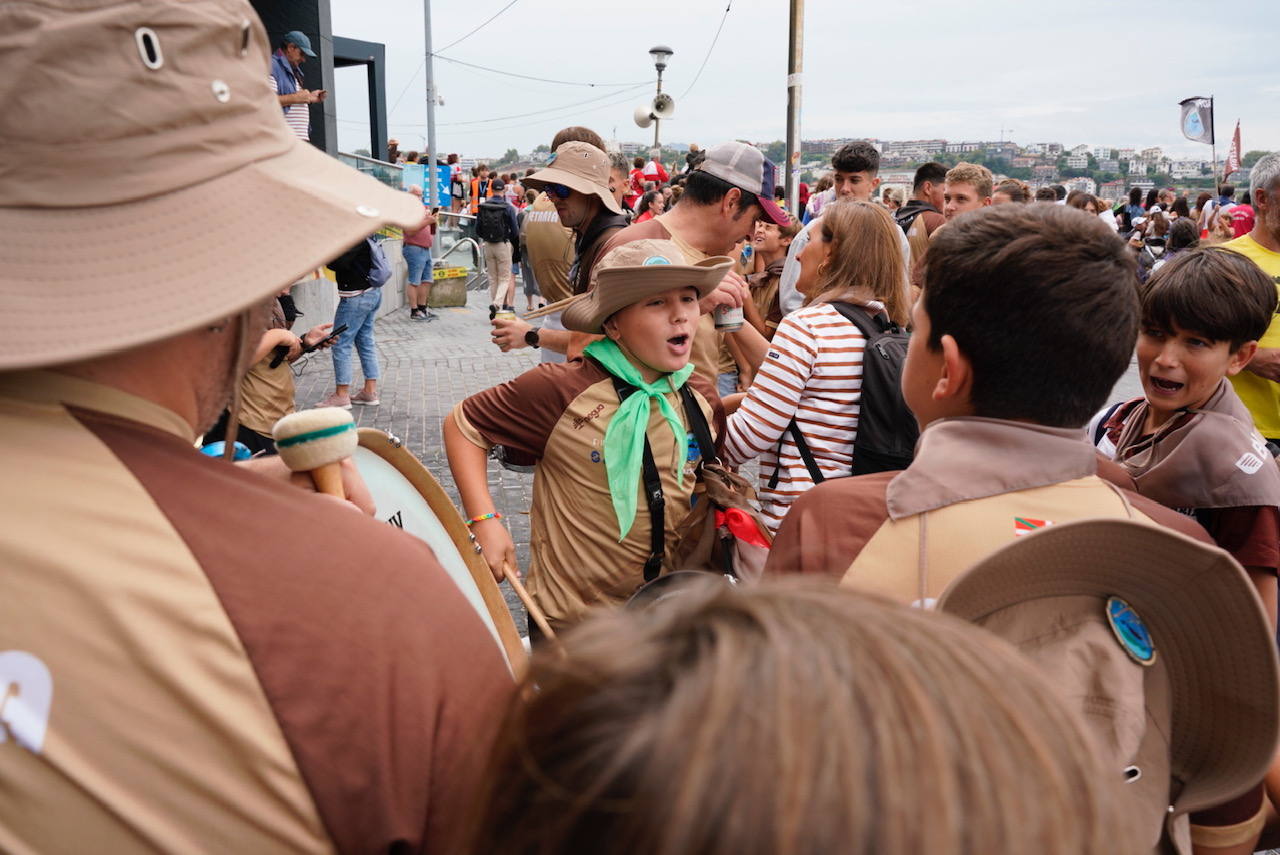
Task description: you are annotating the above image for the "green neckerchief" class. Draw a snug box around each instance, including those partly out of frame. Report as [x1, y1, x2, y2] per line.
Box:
[584, 338, 694, 540]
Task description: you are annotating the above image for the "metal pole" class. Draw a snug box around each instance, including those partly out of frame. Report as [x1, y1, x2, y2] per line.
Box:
[423, 0, 440, 207]
[1209, 95, 1218, 192]
[653, 68, 663, 150]
[784, 0, 804, 212]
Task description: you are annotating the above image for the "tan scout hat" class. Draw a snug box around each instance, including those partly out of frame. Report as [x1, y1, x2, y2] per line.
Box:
[560, 240, 731, 333]
[523, 141, 623, 216]
[0, 0, 423, 370]
[937, 519, 1280, 850]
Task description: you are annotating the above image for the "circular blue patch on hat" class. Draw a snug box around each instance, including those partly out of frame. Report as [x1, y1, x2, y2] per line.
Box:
[643, 256, 671, 266]
[547, 152, 557, 164]
[1106, 596, 1156, 666]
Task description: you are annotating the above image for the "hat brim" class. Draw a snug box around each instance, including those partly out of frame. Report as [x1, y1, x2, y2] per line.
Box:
[757, 195, 791, 226]
[524, 166, 623, 215]
[936, 518, 1280, 815]
[561, 257, 733, 333]
[0, 137, 422, 369]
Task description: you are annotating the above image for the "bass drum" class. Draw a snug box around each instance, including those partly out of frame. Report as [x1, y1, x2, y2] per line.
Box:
[353, 428, 525, 672]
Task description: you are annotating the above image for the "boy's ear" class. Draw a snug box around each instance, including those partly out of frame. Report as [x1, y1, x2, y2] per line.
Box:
[1227, 340, 1259, 376]
[934, 333, 974, 407]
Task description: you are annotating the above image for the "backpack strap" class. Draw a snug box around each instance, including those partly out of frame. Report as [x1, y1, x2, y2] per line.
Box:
[767, 417, 825, 489]
[679, 384, 717, 464]
[826, 300, 897, 337]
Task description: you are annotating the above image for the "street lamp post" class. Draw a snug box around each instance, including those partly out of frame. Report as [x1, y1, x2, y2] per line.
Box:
[649, 45, 672, 151]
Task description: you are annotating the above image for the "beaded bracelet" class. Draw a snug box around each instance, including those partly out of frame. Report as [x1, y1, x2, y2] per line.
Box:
[466, 512, 502, 526]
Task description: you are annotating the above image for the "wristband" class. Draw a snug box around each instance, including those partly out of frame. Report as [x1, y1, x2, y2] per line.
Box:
[466, 512, 502, 526]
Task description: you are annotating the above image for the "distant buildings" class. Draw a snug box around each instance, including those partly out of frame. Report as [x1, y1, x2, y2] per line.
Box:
[1065, 154, 1089, 169]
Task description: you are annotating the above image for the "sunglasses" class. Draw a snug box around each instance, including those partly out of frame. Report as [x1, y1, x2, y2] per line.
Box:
[544, 183, 573, 199]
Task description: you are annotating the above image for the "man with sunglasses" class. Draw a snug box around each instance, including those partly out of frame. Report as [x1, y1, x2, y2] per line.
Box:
[492, 140, 628, 356]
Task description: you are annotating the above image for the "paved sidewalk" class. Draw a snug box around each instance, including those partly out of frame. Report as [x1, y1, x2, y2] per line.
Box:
[294, 298, 539, 630]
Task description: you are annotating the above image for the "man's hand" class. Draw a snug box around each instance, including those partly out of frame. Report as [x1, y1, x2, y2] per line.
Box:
[1246, 346, 1280, 383]
[491, 316, 533, 352]
[471, 518, 517, 582]
[236, 455, 376, 516]
[699, 270, 750, 315]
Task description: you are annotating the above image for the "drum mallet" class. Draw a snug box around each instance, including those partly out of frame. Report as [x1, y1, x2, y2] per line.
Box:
[503, 561, 558, 642]
[272, 408, 358, 499]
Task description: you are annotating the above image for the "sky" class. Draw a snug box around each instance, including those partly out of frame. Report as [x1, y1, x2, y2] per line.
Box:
[329, 0, 1278, 163]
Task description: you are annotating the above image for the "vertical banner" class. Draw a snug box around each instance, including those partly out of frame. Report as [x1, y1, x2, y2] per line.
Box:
[1223, 121, 1242, 180]
[1178, 97, 1215, 144]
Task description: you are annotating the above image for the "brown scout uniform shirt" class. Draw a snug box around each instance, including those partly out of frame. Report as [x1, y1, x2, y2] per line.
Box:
[595, 214, 724, 388]
[0, 371, 512, 854]
[766, 418, 1210, 602]
[453, 359, 723, 628]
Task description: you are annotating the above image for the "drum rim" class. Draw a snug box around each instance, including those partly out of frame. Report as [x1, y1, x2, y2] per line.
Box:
[355, 428, 527, 672]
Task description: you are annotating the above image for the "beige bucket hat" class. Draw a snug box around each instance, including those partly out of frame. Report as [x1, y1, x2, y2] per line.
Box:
[937, 519, 1280, 851]
[0, 0, 423, 370]
[560, 240, 731, 333]
[523, 141, 623, 216]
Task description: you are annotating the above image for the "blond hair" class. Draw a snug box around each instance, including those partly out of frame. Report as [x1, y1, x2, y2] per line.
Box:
[945, 161, 994, 199]
[464, 579, 1140, 855]
[811, 201, 909, 325]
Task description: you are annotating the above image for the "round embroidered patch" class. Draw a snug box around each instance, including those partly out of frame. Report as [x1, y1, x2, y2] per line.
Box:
[643, 256, 671, 266]
[1106, 596, 1157, 666]
[547, 152, 557, 164]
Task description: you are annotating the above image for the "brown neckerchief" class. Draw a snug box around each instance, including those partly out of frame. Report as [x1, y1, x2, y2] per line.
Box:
[1110, 379, 1280, 510]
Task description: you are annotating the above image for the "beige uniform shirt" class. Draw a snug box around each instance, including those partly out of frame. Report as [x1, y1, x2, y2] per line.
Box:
[455, 358, 723, 628]
[0, 371, 512, 854]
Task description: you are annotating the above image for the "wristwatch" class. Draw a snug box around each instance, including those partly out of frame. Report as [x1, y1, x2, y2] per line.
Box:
[524, 327, 541, 349]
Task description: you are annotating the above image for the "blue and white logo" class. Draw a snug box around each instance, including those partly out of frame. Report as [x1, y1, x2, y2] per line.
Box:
[1184, 111, 1204, 138]
[1105, 596, 1156, 666]
[643, 256, 672, 266]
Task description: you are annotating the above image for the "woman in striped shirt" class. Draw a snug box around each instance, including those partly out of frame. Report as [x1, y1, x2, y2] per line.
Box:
[723, 201, 909, 532]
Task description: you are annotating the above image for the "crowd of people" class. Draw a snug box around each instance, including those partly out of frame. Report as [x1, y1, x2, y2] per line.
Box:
[7, 1, 1280, 854]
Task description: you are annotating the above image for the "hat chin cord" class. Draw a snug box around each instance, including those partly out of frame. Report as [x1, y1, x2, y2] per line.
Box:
[220, 308, 257, 461]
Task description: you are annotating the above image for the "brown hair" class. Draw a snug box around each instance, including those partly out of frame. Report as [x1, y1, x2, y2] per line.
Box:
[1067, 193, 1102, 214]
[463, 580, 1139, 855]
[994, 179, 1030, 203]
[923, 203, 1137, 427]
[1142, 246, 1278, 349]
[551, 126, 605, 151]
[811, 201, 908, 325]
[944, 162, 993, 199]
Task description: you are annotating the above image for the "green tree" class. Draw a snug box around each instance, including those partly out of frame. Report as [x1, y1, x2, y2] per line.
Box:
[1243, 150, 1273, 168]
[762, 140, 787, 165]
[496, 147, 519, 166]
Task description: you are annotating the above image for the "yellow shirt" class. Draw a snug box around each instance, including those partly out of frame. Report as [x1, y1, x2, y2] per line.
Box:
[1225, 234, 1280, 438]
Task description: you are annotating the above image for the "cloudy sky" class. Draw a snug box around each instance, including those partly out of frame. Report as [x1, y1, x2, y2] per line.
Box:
[329, 0, 1277, 162]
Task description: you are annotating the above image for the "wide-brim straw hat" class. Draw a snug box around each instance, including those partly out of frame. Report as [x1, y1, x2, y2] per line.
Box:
[523, 141, 623, 216]
[0, 0, 423, 370]
[560, 240, 732, 333]
[937, 518, 1279, 829]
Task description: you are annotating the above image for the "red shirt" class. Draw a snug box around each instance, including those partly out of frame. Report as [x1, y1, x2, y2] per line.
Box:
[643, 160, 669, 184]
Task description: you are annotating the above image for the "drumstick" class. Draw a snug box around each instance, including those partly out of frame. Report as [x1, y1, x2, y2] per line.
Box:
[503, 561, 557, 641]
[272, 408, 358, 498]
[519, 294, 584, 321]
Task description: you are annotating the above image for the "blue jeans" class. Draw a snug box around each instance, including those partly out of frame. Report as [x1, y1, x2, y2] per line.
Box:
[403, 244, 432, 284]
[332, 289, 382, 386]
[717, 371, 739, 398]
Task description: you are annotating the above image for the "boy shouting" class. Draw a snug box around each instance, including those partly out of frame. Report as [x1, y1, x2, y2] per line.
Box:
[445, 241, 731, 631]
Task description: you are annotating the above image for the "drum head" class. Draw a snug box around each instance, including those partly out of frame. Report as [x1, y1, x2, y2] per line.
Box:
[353, 429, 525, 671]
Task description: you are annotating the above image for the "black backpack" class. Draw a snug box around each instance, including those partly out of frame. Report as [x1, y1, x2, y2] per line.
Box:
[476, 198, 508, 242]
[768, 301, 918, 487]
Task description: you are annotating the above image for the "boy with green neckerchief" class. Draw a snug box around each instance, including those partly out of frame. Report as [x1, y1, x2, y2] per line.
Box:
[444, 240, 733, 632]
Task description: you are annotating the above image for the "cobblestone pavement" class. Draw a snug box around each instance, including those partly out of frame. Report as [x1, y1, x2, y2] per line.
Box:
[294, 296, 538, 630]
[291, 294, 1146, 635]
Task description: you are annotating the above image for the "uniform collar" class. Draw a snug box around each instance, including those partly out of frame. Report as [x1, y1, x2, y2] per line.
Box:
[886, 417, 1096, 519]
[0, 370, 196, 443]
